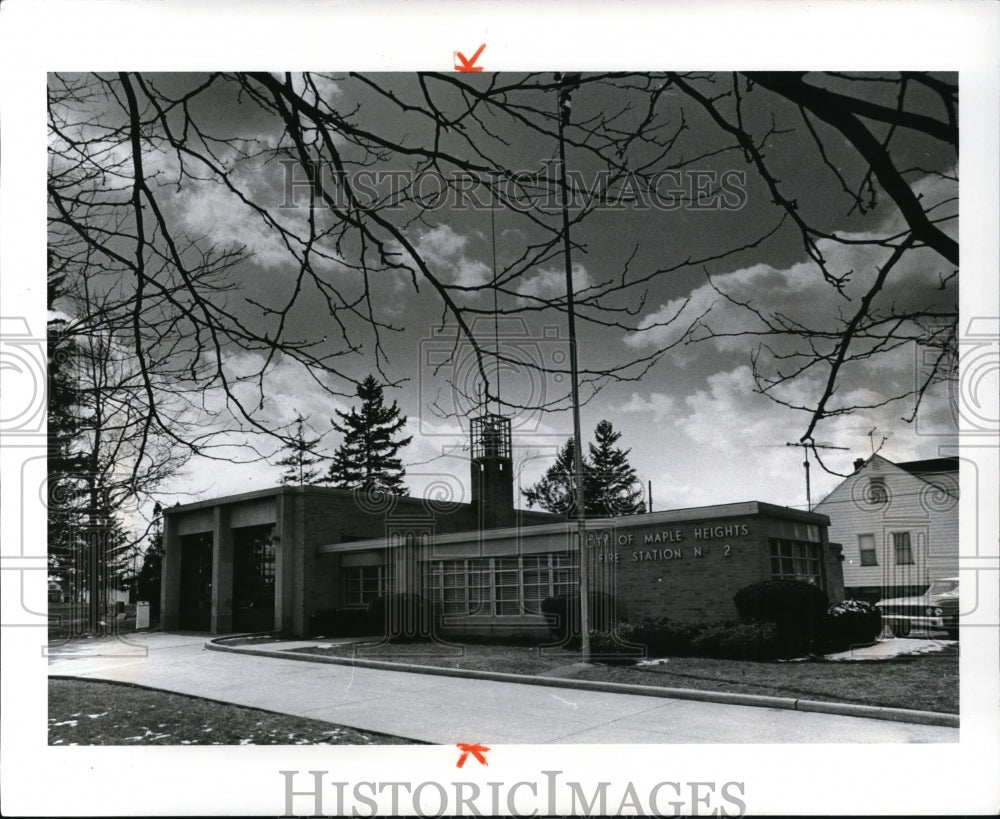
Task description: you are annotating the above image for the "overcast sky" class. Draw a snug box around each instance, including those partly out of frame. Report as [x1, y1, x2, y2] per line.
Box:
[50, 72, 961, 521]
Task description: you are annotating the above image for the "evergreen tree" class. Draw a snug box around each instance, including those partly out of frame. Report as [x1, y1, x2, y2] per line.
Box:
[47, 263, 90, 583]
[47, 260, 187, 630]
[588, 419, 646, 515]
[522, 421, 645, 517]
[521, 438, 592, 518]
[135, 527, 164, 621]
[276, 413, 323, 485]
[325, 375, 412, 493]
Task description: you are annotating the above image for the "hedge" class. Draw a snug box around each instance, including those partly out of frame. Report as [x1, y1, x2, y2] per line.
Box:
[733, 579, 829, 658]
[541, 592, 621, 643]
[367, 593, 442, 642]
[818, 599, 882, 652]
[307, 608, 373, 638]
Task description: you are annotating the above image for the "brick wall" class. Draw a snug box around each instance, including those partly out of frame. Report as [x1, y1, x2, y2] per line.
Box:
[166, 488, 839, 637]
[591, 514, 764, 622]
[295, 488, 559, 630]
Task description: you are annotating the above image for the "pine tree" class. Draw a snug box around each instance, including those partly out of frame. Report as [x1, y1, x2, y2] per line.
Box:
[521, 438, 594, 518]
[325, 375, 412, 493]
[47, 264, 90, 583]
[276, 413, 323, 485]
[522, 421, 645, 517]
[48, 319, 87, 578]
[136, 526, 164, 620]
[588, 419, 646, 516]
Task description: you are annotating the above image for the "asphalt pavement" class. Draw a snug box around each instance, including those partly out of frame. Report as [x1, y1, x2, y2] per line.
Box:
[46, 632, 958, 744]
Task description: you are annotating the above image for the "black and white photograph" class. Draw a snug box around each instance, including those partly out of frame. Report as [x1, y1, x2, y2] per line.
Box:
[1, 1, 998, 816]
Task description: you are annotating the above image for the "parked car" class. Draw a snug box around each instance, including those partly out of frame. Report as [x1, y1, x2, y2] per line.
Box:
[876, 577, 959, 639]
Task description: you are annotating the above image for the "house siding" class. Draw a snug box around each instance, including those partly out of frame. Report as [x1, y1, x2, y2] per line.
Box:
[813, 455, 958, 601]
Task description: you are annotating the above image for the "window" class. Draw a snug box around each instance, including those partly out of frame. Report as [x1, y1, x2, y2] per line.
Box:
[858, 534, 878, 566]
[422, 553, 580, 617]
[435, 558, 490, 616]
[892, 532, 914, 565]
[343, 565, 394, 606]
[769, 539, 823, 586]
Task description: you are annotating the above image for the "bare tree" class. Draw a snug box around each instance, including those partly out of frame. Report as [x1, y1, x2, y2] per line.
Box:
[47, 264, 193, 631]
[661, 72, 958, 472]
[48, 71, 957, 482]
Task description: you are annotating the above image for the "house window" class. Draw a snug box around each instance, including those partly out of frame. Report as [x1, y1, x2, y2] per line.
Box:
[343, 565, 394, 606]
[422, 553, 580, 617]
[892, 532, 914, 565]
[769, 539, 824, 586]
[858, 533, 878, 566]
[867, 476, 888, 506]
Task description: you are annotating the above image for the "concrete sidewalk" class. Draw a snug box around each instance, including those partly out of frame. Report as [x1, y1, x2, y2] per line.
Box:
[46, 632, 959, 744]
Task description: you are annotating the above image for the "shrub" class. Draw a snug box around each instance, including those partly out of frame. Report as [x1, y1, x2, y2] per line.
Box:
[689, 621, 783, 661]
[367, 593, 441, 642]
[819, 599, 882, 652]
[733, 580, 829, 658]
[307, 608, 373, 638]
[591, 619, 783, 662]
[627, 617, 701, 656]
[589, 628, 646, 662]
[541, 592, 621, 642]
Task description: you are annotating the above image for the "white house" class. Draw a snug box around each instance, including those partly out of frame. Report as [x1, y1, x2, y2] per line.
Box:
[812, 455, 958, 602]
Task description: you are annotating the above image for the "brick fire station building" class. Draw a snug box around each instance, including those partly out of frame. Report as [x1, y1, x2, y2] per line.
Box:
[161, 414, 844, 637]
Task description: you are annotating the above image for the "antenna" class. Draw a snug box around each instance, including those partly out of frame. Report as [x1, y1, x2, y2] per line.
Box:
[866, 426, 889, 455]
[786, 441, 849, 511]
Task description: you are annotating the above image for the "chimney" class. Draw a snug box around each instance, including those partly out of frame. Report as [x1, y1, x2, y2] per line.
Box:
[853, 458, 866, 473]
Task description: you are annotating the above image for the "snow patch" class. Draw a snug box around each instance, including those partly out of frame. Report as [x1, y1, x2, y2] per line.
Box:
[824, 637, 956, 662]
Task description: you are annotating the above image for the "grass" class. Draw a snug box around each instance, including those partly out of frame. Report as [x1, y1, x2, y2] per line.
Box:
[48, 678, 421, 745]
[571, 653, 959, 713]
[290, 639, 959, 714]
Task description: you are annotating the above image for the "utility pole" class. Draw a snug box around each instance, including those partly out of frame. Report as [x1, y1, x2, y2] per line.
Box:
[556, 72, 590, 662]
[786, 442, 848, 511]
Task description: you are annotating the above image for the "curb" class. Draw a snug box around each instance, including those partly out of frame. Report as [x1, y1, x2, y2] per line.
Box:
[206, 638, 959, 729]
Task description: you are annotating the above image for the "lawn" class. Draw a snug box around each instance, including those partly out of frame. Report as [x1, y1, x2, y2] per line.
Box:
[48, 678, 421, 745]
[289, 639, 959, 714]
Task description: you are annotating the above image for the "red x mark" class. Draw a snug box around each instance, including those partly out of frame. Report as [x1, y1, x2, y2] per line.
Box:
[454, 44, 486, 73]
[455, 742, 490, 767]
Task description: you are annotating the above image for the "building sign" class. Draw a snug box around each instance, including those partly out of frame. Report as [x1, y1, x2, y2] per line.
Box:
[586, 522, 750, 564]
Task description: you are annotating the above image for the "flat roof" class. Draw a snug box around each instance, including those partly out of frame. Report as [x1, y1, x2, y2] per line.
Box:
[318, 500, 829, 554]
[162, 484, 470, 515]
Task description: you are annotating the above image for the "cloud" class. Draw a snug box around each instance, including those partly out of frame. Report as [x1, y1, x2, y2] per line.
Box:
[615, 391, 678, 423]
[412, 224, 494, 290]
[176, 173, 348, 274]
[417, 224, 468, 264]
[679, 365, 785, 449]
[516, 262, 592, 301]
[626, 169, 958, 359]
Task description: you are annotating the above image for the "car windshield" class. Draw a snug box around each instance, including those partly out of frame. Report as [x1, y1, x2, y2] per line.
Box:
[927, 579, 958, 595]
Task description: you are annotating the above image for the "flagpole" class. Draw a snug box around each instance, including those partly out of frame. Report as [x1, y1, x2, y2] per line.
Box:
[556, 73, 590, 663]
